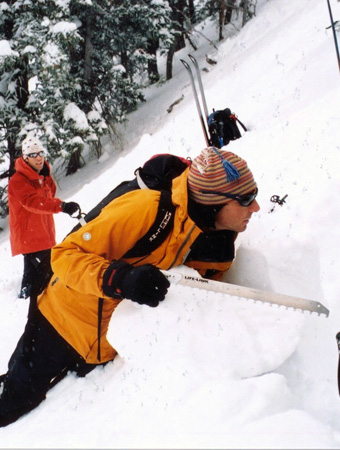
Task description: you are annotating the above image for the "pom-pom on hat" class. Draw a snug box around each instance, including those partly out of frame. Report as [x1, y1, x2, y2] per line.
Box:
[22, 136, 46, 159]
[187, 147, 257, 205]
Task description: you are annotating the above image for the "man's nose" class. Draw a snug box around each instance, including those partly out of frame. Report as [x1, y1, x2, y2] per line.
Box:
[250, 199, 260, 212]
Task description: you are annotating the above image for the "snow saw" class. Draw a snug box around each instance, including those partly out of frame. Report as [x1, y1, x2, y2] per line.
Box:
[161, 270, 329, 318]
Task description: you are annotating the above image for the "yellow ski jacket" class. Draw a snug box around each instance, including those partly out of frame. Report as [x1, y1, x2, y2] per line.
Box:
[38, 168, 234, 363]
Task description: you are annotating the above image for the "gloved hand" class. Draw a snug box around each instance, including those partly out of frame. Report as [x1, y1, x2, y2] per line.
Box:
[103, 260, 170, 307]
[61, 201, 80, 217]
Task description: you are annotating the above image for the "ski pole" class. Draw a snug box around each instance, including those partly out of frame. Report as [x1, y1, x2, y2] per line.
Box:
[336, 332, 340, 395]
[326, 0, 340, 75]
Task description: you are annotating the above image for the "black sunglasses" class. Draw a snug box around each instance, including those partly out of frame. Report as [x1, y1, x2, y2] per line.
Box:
[199, 187, 258, 207]
[26, 151, 45, 158]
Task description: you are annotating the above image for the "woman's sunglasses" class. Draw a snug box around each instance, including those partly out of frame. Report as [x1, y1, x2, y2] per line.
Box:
[26, 151, 45, 158]
[199, 187, 258, 207]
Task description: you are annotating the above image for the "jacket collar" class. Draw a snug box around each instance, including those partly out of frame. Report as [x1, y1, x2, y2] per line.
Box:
[171, 167, 204, 232]
[14, 157, 50, 181]
[171, 166, 190, 210]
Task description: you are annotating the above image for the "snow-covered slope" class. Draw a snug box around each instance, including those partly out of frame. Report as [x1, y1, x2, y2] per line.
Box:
[0, 0, 339, 447]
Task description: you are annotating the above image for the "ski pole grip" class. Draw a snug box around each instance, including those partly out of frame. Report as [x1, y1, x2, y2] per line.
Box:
[336, 332, 340, 396]
[336, 332, 340, 353]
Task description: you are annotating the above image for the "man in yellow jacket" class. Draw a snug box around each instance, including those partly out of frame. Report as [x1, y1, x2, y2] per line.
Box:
[0, 147, 260, 427]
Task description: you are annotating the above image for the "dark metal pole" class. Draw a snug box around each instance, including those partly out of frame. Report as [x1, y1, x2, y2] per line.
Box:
[336, 332, 340, 395]
[326, 0, 340, 74]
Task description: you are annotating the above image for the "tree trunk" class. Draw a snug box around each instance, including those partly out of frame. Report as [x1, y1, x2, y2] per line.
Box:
[16, 55, 29, 110]
[84, 15, 94, 82]
[175, 0, 186, 51]
[66, 149, 82, 175]
[120, 49, 129, 78]
[7, 137, 18, 179]
[242, 0, 249, 27]
[225, 0, 236, 24]
[219, 1, 226, 41]
[167, 0, 187, 80]
[169, 0, 186, 51]
[147, 39, 160, 84]
[188, 0, 195, 23]
[166, 45, 175, 80]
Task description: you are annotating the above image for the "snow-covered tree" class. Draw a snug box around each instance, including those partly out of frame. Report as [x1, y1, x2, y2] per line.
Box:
[108, 0, 175, 84]
[0, 0, 244, 217]
[0, 0, 163, 216]
[0, 0, 86, 173]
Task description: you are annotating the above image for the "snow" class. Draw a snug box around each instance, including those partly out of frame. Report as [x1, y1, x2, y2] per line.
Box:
[50, 21, 79, 35]
[22, 46, 37, 55]
[0, 0, 340, 447]
[42, 42, 66, 67]
[64, 102, 90, 130]
[0, 40, 18, 58]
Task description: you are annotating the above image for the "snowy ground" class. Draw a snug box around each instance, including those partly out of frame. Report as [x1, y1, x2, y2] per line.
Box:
[0, 0, 340, 448]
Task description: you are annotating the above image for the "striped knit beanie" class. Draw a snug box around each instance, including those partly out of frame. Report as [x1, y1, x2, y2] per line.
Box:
[187, 147, 257, 205]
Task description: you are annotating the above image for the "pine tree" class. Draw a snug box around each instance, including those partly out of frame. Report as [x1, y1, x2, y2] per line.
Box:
[0, 0, 160, 215]
[109, 0, 175, 84]
[0, 0, 241, 217]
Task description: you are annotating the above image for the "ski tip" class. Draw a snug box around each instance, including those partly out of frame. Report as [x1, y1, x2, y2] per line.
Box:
[180, 59, 190, 69]
[188, 54, 197, 63]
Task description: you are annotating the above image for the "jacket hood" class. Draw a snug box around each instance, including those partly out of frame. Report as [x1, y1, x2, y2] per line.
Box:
[14, 157, 51, 181]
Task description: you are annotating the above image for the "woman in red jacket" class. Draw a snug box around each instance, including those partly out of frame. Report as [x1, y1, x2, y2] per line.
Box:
[7, 136, 80, 301]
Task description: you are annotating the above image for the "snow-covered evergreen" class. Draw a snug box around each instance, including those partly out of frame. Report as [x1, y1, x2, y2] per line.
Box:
[0, 0, 180, 213]
[0, 0, 340, 448]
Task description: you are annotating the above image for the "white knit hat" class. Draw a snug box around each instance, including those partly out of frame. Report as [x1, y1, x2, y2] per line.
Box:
[22, 136, 46, 158]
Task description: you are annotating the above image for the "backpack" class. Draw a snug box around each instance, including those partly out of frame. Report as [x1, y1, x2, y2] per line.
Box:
[208, 108, 247, 149]
[32, 154, 191, 300]
[69, 153, 192, 259]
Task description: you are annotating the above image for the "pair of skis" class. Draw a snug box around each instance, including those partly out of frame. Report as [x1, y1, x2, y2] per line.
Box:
[181, 55, 212, 146]
[181, 54, 247, 148]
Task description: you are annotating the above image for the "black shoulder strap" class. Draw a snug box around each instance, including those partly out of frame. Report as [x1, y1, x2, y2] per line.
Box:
[123, 190, 175, 259]
[67, 180, 175, 259]
[67, 179, 139, 235]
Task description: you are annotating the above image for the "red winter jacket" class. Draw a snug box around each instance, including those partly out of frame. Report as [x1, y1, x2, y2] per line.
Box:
[8, 157, 63, 256]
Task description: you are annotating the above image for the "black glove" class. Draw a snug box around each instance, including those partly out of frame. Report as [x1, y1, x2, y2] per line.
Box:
[61, 201, 80, 217]
[103, 261, 170, 307]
